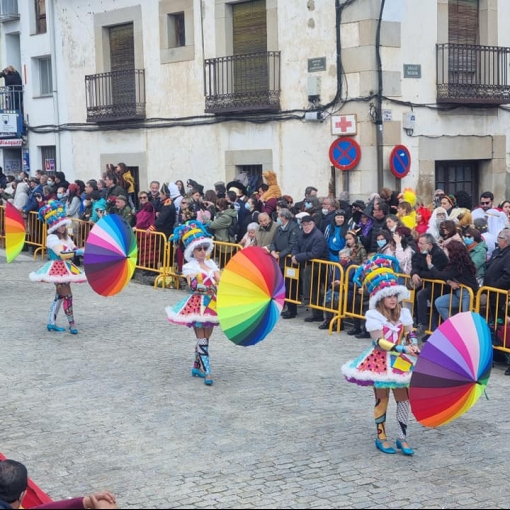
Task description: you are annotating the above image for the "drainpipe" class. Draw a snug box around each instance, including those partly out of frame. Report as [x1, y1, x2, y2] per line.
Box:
[375, 0, 385, 192]
[48, 0, 61, 171]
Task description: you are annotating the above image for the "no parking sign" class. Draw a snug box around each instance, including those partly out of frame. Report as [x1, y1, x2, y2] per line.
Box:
[328, 137, 361, 171]
[389, 145, 411, 179]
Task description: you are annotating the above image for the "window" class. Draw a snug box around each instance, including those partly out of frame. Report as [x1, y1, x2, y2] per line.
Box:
[167, 12, 185, 48]
[41, 145, 56, 174]
[35, 0, 46, 34]
[435, 160, 478, 204]
[38, 57, 52, 96]
[159, 0, 194, 64]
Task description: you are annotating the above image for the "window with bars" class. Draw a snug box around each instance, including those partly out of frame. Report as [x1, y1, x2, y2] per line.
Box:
[35, 0, 46, 34]
[435, 160, 478, 204]
[167, 12, 185, 48]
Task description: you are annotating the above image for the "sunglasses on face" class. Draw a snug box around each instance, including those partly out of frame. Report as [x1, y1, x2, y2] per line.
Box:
[195, 245, 208, 252]
[481, 201, 491, 205]
[139, 196, 148, 199]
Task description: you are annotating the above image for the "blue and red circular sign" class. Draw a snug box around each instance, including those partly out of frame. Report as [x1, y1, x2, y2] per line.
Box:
[389, 144, 411, 179]
[329, 137, 361, 171]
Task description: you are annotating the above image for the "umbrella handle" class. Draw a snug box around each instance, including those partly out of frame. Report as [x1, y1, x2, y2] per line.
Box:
[483, 389, 489, 400]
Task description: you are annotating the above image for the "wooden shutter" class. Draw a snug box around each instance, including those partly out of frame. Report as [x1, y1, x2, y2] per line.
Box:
[109, 24, 135, 71]
[109, 24, 135, 108]
[233, 0, 267, 55]
[232, 1, 268, 95]
[448, 0, 479, 45]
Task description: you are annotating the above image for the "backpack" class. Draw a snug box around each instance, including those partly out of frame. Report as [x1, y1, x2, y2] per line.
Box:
[228, 214, 239, 242]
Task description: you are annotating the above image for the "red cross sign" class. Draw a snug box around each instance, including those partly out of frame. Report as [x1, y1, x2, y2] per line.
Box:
[331, 114, 357, 135]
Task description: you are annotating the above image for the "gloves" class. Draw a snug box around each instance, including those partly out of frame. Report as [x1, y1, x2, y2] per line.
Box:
[75, 248, 84, 257]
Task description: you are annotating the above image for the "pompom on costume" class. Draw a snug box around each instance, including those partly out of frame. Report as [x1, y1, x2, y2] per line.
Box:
[29, 200, 86, 334]
[341, 254, 419, 454]
[165, 220, 221, 385]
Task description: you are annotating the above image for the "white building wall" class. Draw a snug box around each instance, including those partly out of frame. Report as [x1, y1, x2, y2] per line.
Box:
[6, 0, 510, 203]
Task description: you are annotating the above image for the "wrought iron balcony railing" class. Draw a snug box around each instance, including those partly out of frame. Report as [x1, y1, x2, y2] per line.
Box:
[437, 43, 510, 105]
[204, 51, 281, 114]
[85, 69, 146, 123]
[0, 0, 19, 22]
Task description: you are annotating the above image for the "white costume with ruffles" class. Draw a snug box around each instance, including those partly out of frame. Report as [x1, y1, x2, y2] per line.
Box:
[341, 308, 416, 388]
[29, 235, 87, 284]
[165, 258, 220, 328]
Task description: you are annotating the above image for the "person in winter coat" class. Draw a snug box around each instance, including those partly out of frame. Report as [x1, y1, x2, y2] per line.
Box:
[205, 198, 238, 266]
[291, 215, 329, 323]
[463, 227, 487, 285]
[270, 209, 301, 319]
[430, 240, 479, 326]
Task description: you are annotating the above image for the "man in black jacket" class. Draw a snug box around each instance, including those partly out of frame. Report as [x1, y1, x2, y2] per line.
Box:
[270, 208, 301, 318]
[411, 233, 449, 337]
[291, 215, 329, 322]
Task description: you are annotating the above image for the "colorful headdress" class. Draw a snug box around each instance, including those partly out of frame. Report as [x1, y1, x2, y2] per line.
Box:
[353, 254, 410, 309]
[173, 220, 214, 262]
[38, 200, 71, 234]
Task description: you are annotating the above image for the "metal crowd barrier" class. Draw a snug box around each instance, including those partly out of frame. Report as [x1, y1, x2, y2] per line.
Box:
[280, 256, 345, 334]
[25, 210, 46, 259]
[476, 286, 510, 354]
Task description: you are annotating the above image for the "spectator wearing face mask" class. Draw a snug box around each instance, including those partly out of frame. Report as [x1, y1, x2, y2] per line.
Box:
[324, 210, 348, 263]
[320, 197, 338, 233]
[463, 227, 487, 285]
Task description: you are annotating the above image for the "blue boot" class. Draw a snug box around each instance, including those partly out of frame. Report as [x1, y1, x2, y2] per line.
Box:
[191, 368, 205, 378]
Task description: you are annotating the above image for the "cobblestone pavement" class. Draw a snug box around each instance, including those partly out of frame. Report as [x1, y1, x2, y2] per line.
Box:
[1, 250, 510, 509]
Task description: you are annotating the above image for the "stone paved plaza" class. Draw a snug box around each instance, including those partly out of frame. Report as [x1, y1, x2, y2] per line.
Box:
[2, 249, 510, 509]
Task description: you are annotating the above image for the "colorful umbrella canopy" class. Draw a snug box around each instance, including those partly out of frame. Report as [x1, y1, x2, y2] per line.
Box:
[83, 214, 138, 296]
[4, 201, 26, 263]
[410, 311, 492, 427]
[217, 246, 286, 346]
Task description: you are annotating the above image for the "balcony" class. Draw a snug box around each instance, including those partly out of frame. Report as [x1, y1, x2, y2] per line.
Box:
[85, 69, 145, 123]
[0, 85, 24, 138]
[437, 43, 510, 105]
[0, 0, 19, 22]
[204, 51, 280, 114]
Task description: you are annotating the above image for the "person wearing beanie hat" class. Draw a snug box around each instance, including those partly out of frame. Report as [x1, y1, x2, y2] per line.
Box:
[29, 200, 87, 334]
[166, 220, 221, 386]
[341, 254, 420, 456]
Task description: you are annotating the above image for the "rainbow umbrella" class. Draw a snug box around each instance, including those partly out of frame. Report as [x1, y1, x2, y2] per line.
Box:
[83, 214, 137, 296]
[410, 311, 492, 427]
[217, 246, 286, 346]
[4, 201, 26, 263]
